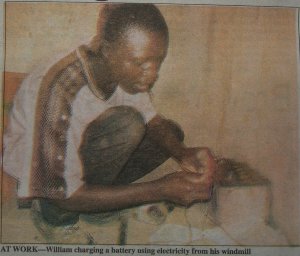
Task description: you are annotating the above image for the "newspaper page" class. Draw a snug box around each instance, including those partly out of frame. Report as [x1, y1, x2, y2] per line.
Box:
[1, 0, 300, 255]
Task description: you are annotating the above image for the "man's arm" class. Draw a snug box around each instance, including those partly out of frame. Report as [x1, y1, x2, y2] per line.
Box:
[146, 115, 186, 160]
[147, 115, 216, 175]
[52, 171, 212, 212]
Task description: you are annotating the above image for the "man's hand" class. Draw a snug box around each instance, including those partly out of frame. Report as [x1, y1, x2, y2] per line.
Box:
[158, 171, 213, 206]
[178, 147, 217, 177]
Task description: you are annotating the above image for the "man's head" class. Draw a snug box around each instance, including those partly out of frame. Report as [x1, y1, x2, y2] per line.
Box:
[100, 4, 169, 94]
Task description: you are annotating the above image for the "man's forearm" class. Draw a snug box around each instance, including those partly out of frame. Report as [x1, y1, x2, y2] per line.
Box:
[147, 115, 187, 161]
[53, 180, 165, 212]
[147, 115, 216, 174]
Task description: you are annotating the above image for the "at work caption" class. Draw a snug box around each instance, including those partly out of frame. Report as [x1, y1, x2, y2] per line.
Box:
[0, 245, 252, 255]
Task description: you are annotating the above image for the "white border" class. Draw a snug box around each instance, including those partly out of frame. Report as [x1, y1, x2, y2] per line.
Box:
[0, 1, 299, 255]
[0, 0, 300, 7]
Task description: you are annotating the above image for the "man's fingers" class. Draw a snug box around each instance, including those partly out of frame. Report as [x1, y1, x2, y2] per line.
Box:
[181, 165, 198, 173]
[163, 171, 214, 206]
[184, 171, 213, 183]
[188, 187, 213, 204]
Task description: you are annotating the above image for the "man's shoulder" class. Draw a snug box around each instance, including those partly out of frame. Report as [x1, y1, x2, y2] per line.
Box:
[19, 46, 84, 92]
[41, 48, 84, 86]
[13, 46, 89, 120]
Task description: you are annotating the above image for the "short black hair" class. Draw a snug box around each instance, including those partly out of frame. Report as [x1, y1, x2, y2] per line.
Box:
[102, 4, 169, 44]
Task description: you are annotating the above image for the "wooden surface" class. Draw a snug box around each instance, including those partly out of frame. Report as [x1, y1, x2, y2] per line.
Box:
[2, 72, 27, 203]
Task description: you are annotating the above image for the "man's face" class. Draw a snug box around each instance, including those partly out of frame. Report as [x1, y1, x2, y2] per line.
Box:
[105, 27, 168, 94]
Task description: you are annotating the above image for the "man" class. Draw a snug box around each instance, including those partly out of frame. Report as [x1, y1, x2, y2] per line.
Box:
[4, 3, 216, 236]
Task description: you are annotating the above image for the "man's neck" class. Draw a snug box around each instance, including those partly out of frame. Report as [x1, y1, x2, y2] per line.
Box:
[78, 45, 118, 100]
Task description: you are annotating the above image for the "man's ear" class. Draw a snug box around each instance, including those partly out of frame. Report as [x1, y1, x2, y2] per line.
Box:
[101, 40, 112, 59]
